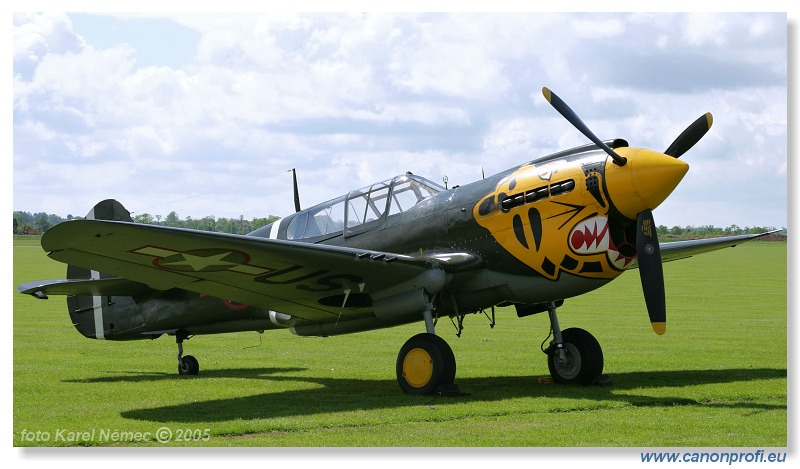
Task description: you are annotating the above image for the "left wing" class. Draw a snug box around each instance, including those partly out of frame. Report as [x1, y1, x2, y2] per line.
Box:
[38, 219, 455, 326]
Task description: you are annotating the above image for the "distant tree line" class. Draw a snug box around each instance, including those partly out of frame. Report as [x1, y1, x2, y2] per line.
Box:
[655, 224, 780, 238]
[131, 211, 280, 235]
[13, 210, 781, 238]
[13, 210, 280, 235]
[13, 211, 73, 234]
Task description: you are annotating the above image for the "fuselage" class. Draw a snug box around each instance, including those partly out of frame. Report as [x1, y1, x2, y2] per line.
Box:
[70, 141, 688, 340]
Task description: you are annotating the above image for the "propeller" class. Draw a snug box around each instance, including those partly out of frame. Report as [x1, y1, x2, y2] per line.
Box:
[542, 87, 713, 335]
[542, 87, 628, 166]
[664, 113, 713, 158]
[636, 209, 666, 335]
[634, 113, 710, 334]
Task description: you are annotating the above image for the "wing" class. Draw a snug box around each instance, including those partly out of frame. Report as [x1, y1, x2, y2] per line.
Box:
[38, 219, 454, 326]
[625, 231, 779, 269]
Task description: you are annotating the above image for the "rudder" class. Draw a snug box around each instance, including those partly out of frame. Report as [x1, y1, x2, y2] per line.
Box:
[85, 199, 133, 222]
[66, 200, 138, 340]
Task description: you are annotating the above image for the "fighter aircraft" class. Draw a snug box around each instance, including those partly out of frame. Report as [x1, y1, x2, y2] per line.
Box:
[18, 87, 774, 395]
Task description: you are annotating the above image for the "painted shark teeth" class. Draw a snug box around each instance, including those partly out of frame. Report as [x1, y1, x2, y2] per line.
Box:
[607, 246, 635, 270]
[569, 217, 610, 254]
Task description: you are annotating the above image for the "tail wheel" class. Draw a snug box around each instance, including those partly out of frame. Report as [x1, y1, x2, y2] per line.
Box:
[396, 333, 456, 395]
[178, 355, 199, 375]
[547, 328, 603, 385]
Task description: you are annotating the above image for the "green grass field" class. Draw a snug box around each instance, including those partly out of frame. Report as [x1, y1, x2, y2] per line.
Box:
[12, 235, 787, 447]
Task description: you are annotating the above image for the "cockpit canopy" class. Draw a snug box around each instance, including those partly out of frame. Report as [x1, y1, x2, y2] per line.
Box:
[285, 173, 444, 240]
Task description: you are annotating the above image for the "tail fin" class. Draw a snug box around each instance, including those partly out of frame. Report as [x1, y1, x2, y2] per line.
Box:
[85, 199, 133, 222]
[66, 200, 139, 339]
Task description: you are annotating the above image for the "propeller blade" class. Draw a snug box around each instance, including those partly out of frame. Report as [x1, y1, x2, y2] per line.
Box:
[542, 87, 627, 166]
[636, 209, 666, 335]
[664, 112, 713, 158]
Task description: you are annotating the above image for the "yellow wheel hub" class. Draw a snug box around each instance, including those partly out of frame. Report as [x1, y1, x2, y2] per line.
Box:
[402, 347, 433, 388]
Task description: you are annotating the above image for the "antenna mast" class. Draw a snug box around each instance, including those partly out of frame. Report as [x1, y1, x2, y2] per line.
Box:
[292, 168, 301, 213]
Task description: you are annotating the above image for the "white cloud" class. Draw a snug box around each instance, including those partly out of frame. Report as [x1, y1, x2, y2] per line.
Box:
[682, 13, 729, 46]
[13, 13, 85, 65]
[571, 18, 625, 38]
[12, 12, 788, 229]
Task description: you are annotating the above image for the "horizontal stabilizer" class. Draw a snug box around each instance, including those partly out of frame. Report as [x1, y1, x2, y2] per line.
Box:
[17, 277, 152, 300]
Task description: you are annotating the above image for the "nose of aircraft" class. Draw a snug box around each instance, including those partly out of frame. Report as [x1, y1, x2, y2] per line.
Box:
[604, 148, 689, 220]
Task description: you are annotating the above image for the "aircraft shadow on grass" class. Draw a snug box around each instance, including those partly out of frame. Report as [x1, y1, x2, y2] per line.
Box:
[61, 367, 787, 423]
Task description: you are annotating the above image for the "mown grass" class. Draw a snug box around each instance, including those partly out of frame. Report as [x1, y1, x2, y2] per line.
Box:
[12, 235, 787, 447]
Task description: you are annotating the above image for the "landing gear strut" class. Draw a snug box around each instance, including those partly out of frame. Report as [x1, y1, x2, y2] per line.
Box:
[396, 303, 457, 395]
[544, 301, 603, 385]
[176, 331, 199, 376]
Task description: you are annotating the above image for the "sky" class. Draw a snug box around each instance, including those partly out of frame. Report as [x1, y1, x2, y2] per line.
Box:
[10, 8, 792, 231]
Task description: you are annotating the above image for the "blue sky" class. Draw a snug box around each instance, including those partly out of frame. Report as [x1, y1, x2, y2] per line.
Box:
[68, 14, 201, 70]
[11, 8, 792, 230]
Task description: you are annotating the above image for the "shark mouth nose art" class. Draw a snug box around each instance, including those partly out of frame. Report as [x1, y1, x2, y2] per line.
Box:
[570, 217, 610, 254]
[569, 216, 636, 270]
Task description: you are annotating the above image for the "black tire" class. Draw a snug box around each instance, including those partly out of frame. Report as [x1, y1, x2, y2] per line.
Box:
[547, 328, 603, 385]
[178, 355, 199, 375]
[396, 333, 456, 395]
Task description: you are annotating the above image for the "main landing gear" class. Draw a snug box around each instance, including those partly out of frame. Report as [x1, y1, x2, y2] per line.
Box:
[396, 304, 457, 395]
[395, 300, 605, 394]
[176, 330, 199, 376]
[543, 301, 604, 385]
